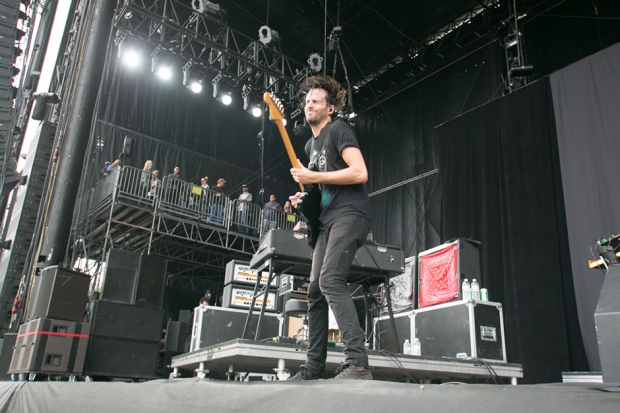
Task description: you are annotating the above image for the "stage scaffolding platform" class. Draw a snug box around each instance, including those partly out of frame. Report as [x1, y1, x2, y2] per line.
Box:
[171, 339, 523, 384]
[68, 166, 304, 285]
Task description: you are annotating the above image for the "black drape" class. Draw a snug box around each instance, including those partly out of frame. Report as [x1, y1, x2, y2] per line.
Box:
[549, 41, 620, 372]
[436, 78, 588, 383]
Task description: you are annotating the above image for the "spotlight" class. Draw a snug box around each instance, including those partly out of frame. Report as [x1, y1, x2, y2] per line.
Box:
[509, 65, 534, 77]
[258, 25, 280, 46]
[212, 74, 234, 105]
[117, 36, 143, 68]
[308, 53, 322, 72]
[183, 60, 207, 93]
[243, 85, 263, 117]
[151, 46, 175, 80]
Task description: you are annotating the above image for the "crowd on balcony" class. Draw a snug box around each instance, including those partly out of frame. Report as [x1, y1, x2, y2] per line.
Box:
[98, 159, 302, 237]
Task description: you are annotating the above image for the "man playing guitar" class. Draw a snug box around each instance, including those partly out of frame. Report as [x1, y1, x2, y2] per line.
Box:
[289, 75, 372, 380]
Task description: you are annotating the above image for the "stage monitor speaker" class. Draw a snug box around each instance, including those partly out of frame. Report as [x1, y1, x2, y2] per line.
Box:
[90, 300, 164, 342]
[101, 249, 166, 308]
[84, 337, 159, 379]
[594, 264, 620, 383]
[28, 266, 90, 322]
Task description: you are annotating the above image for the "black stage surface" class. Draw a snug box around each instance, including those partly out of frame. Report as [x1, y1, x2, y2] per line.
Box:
[0, 379, 619, 413]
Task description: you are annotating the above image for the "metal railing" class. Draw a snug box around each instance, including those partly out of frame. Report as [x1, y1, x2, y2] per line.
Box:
[72, 166, 307, 246]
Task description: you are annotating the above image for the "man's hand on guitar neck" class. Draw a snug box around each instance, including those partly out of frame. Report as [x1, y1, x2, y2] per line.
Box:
[290, 162, 317, 185]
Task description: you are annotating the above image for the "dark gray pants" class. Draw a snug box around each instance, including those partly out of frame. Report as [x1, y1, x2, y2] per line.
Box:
[304, 214, 370, 376]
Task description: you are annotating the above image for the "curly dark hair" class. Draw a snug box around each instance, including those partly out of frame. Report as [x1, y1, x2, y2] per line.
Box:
[296, 75, 347, 111]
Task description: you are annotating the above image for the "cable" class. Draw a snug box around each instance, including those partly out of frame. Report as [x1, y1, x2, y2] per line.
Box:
[376, 349, 418, 383]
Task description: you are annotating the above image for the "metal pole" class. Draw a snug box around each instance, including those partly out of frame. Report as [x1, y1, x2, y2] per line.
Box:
[39, 0, 116, 267]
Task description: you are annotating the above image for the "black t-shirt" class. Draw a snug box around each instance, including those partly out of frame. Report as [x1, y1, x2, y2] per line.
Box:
[211, 185, 226, 203]
[304, 120, 371, 230]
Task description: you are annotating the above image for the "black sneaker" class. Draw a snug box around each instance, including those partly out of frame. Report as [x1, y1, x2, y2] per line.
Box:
[290, 365, 321, 381]
[333, 362, 373, 380]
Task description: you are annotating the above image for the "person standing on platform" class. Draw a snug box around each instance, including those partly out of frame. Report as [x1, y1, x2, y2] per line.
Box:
[283, 200, 296, 230]
[262, 194, 281, 233]
[139, 160, 153, 198]
[288, 75, 372, 380]
[237, 184, 252, 234]
[208, 178, 227, 225]
[166, 166, 182, 206]
[100, 161, 110, 179]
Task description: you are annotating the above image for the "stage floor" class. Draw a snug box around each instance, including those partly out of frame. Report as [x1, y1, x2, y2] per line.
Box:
[1, 377, 619, 413]
[171, 339, 523, 383]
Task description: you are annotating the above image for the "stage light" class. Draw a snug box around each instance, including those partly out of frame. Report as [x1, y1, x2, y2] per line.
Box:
[308, 53, 322, 72]
[151, 46, 175, 80]
[243, 85, 263, 117]
[213, 74, 234, 105]
[509, 65, 534, 77]
[117, 36, 143, 69]
[183, 60, 207, 93]
[258, 25, 280, 46]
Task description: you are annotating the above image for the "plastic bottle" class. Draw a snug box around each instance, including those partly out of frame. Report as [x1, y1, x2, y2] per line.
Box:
[403, 339, 411, 355]
[462, 278, 471, 300]
[412, 338, 421, 356]
[471, 279, 480, 300]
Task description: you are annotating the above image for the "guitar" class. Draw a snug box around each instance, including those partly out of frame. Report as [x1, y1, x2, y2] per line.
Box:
[263, 92, 322, 248]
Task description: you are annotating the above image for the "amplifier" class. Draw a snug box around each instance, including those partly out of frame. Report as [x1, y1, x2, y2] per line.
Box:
[222, 284, 278, 312]
[189, 306, 281, 352]
[279, 274, 309, 295]
[224, 260, 277, 287]
[9, 318, 90, 375]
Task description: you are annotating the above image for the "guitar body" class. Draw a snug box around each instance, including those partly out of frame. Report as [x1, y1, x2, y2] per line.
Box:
[296, 184, 322, 249]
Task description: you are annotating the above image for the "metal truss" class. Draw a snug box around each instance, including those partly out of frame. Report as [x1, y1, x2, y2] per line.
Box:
[114, 0, 315, 111]
[353, 0, 502, 110]
[68, 168, 261, 290]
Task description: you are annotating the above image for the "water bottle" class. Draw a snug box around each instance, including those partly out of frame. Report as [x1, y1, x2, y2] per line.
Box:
[412, 338, 421, 356]
[471, 279, 480, 300]
[462, 278, 471, 300]
[403, 339, 411, 355]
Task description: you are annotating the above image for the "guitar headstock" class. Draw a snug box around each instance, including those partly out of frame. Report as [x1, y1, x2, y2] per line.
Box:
[263, 92, 285, 122]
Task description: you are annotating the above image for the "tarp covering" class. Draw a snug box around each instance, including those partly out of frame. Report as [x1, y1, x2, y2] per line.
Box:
[1, 379, 619, 413]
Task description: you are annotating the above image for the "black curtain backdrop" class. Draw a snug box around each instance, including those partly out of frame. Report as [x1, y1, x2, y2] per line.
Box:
[436, 78, 588, 383]
[549, 42, 620, 372]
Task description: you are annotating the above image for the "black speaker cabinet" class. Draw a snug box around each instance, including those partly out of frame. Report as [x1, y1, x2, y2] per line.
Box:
[8, 319, 90, 375]
[90, 300, 164, 342]
[84, 337, 159, 379]
[28, 266, 90, 322]
[594, 265, 620, 383]
[0, 334, 17, 380]
[164, 320, 188, 352]
[101, 249, 167, 308]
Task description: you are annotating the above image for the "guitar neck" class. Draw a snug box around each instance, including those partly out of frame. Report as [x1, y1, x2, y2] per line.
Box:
[275, 121, 305, 192]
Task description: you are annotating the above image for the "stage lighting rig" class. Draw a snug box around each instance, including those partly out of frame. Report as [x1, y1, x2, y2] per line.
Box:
[183, 60, 207, 93]
[242, 85, 262, 117]
[212, 74, 234, 105]
[151, 46, 176, 80]
[308, 53, 322, 72]
[328, 26, 342, 52]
